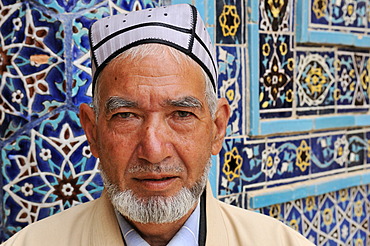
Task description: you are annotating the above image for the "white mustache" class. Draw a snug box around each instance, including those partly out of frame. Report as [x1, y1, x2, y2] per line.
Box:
[127, 162, 185, 174]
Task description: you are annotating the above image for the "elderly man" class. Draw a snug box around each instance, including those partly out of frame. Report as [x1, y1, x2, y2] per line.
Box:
[2, 4, 314, 246]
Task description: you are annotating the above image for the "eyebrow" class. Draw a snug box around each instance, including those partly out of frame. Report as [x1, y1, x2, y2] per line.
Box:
[166, 96, 203, 109]
[104, 96, 203, 113]
[105, 96, 138, 113]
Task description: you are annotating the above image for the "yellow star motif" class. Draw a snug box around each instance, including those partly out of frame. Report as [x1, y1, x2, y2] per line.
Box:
[312, 0, 328, 19]
[296, 140, 310, 172]
[219, 5, 241, 37]
[222, 147, 243, 181]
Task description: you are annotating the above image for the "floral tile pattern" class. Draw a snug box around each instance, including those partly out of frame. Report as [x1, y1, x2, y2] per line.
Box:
[1, 110, 102, 239]
[259, 185, 370, 245]
[0, 1, 65, 140]
[217, 45, 244, 136]
[260, 0, 370, 118]
[310, 0, 369, 31]
[216, 0, 244, 44]
[219, 128, 370, 196]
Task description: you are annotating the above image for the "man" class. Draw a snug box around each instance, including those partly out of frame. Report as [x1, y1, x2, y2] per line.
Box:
[2, 4, 314, 246]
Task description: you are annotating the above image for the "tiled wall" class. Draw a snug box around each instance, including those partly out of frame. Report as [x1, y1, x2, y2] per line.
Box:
[1, 0, 370, 245]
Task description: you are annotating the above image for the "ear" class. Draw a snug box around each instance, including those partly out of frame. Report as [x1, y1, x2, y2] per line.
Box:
[211, 98, 231, 155]
[79, 103, 100, 158]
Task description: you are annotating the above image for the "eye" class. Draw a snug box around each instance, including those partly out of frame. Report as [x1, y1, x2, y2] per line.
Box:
[175, 111, 194, 118]
[115, 112, 135, 119]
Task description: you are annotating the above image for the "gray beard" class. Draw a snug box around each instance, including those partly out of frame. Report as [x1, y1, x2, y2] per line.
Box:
[100, 160, 211, 224]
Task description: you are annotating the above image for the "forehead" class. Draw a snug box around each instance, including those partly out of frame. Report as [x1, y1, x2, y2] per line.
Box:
[97, 49, 206, 103]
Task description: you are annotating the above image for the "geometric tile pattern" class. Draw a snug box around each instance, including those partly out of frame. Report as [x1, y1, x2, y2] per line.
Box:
[258, 185, 370, 245]
[1, 0, 161, 241]
[259, 0, 370, 118]
[310, 0, 369, 32]
[219, 127, 370, 198]
[2, 111, 103, 239]
[220, 185, 370, 245]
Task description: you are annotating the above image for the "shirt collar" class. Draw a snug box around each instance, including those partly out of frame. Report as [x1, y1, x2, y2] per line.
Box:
[115, 203, 200, 246]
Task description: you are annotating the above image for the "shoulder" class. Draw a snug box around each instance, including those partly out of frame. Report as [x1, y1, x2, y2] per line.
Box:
[2, 198, 99, 246]
[213, 199, 314, 245]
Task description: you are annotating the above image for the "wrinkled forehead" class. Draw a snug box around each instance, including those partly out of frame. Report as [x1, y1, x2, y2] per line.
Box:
[97, 47, 207, 97]
[89, 4, 217, 96]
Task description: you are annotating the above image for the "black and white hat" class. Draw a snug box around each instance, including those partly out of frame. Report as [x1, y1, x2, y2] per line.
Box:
[89, 4, 218, 93]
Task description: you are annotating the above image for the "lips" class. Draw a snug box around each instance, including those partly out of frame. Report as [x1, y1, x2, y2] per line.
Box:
[140, 177, 175, 181]
[133, 175, 179, 191]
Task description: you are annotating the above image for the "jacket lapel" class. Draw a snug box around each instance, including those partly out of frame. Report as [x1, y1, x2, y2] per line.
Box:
[205, 183, 229, 246]
[88, 192, 125, 246]
[85, 184, 227, 246]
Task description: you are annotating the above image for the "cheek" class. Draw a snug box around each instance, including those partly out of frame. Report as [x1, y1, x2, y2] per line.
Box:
[176, 129, 213, 178]
[96, 130, 137, 181]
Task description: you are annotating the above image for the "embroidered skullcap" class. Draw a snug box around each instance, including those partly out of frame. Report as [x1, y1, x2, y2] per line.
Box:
[89, 4, 217, 94]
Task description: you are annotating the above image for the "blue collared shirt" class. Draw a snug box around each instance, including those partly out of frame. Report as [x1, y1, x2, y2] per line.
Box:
[115, 203, 200, 246]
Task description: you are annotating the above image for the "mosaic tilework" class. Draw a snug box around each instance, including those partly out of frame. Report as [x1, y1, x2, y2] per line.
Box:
[258, 185, 370, 245]
[2, 110, 102, 237]
[219, 127, 370, 198]
[219, 183, 370, 245]
[0, 0, 163, 241]
[217, 45, 244, 136]
[216, 0, 245, 44]
[259, 0, 370, 120]
[0, 1, 65, 140]
[310, 0, 369, 33]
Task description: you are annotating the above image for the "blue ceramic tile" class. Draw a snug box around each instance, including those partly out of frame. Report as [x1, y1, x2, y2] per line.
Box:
[1, 110, 102, 239]
[336, 189, 351, 213]
[295, 50, 336, 116]
[311, 134, 347, 174]
[308, 0, 369, 31]
[259, 34, 294, 118]
[217, 46, 244, 136]
[336, 51, 370, 112]
[218, 194, 242, 208]
[347, 132, 366, 168]
[72, 5, 110, 106]
[318, 193, 336, 234]
[218, 138, 245, 196]
[2, 0, 20, 6]
[216, 0, 244, 44]
[351, 187, 366, 224]
[219, 138, 266, 198]
[284, 200, 303, 232]
[351, 229, 367, 246]
[310, 0, 329, 25]
[265, 138, 310, 183]
[366, 131, 370, 165]
[303, 196, 318, 222]
[111, 0, 160, 14]
[0, 2, 66, 140]
[240, 140, 266, 188]
[260, 203, 285, 223]
[331, 0, 367, 29]
[259, 0, 291, 32]
[32, 0, 105, 13]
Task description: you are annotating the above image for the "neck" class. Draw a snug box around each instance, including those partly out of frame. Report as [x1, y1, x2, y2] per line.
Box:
[127, 203, 197, 246]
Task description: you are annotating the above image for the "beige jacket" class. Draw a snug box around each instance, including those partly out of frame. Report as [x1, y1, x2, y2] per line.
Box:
[2, 184, 314, 245]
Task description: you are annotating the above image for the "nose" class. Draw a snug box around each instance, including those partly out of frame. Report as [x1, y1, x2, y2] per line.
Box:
[136, 116, 172, 164]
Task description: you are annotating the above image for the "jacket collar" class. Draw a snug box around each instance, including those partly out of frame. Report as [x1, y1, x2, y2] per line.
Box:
[88, 191, 125, 246]
[87, 182, 228, 246]
[205, 182, 229, 245]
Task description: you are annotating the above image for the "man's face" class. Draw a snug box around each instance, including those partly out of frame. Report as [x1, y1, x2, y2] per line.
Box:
[81, 50, 228, 201]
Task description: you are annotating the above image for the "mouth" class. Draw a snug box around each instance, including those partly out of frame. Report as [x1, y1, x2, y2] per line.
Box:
[132, 175, 179, 191]
[138, 177, 175, 181]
